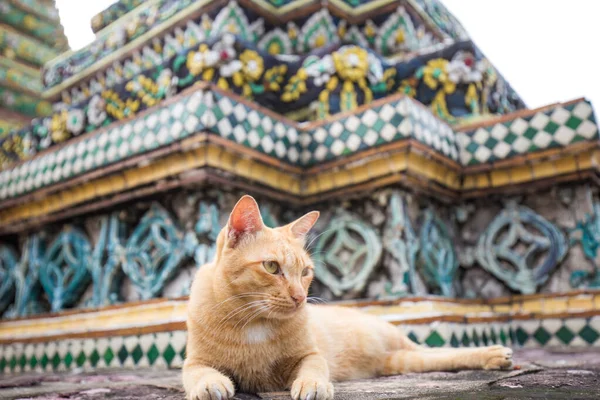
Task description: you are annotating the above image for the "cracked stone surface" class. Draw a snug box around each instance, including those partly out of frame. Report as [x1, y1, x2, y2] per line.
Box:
[1, 349, 599, 399]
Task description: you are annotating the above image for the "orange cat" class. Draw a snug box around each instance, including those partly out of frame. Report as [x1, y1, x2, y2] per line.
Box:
[183, 195, 513, 400]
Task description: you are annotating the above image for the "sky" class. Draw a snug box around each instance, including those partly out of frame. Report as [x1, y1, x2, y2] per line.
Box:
[55, 0, 599, 112]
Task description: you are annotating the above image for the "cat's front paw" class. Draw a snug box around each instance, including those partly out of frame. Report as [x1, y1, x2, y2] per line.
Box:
[188, 373, 235, 400]
[291, 377, 334, 400]
[481, 345, 513, 370]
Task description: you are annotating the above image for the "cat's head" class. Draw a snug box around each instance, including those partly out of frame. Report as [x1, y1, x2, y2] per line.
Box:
[213, 195, 319, 319]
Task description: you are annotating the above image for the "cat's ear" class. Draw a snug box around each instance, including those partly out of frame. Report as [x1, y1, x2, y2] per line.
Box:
[227, 195, 264, 247]
[288, 211, 320, 240]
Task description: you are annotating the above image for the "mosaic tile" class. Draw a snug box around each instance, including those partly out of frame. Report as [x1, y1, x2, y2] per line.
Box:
[459, 101, 598, 166]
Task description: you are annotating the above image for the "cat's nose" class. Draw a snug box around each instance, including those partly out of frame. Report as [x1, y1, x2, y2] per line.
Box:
[291, 293, 306, 306]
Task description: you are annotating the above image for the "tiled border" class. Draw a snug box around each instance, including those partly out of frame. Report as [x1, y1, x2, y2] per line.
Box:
[2, 290, 599, 344]
[1, 312, 599, 374]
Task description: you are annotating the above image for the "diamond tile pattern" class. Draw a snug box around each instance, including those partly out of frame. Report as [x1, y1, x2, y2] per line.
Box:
[0, 331, 187, 374]
[1, 317, 599, 374]
[458, 101, 598, 166]
[0, 93, 596, 201]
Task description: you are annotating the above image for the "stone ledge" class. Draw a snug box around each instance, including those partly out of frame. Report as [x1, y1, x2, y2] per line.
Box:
[1, 349, 600, 399]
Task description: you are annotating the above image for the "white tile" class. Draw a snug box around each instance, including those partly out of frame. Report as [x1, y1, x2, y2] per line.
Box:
[260, 136, 274, 153]
[330, 122, 343, 138]
[331, 140, 345, 156]
[554, 126, 575, 145]
[474, 146, 491, 163]
[532, 131, 553, 148]
[492, 141, 511, 159]
[508, 118, 528, 136]
[573, 102, 593, 120]
[380, 123, 396, 141]
[576, 120, 598, 138]
[361, 109, 378, 127]
[550, 107, 571, 125]
[512, 136, 531, 153]
[473, 128, 490, 144]
[529, 113, 550, 130]
[344, 116, 360, 132]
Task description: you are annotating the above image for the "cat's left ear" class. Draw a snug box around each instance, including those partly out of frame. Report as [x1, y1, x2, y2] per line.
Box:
[287, 211, 320, 240]
[227, 195, 265, 248]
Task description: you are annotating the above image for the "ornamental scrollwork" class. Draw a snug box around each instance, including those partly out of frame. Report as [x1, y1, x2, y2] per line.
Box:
[0, 245, 18, 316]
[194, 202, 221, 267]
[417, 209, 458, 297]
[382, 193, 420, 297]
[476, 201, 567, 294]
[570, 200, 600, 289]
[89, 213, 124, 307]
[123, 204, 197, 300]
[39, 228, 92, 312]
[313, 212, 382, 297]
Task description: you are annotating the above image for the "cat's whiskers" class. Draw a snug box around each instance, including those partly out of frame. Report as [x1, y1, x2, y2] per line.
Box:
[307, 296, 327, 304]
[238, 304, 271, 332]
[214, 300, 269, 332]
[305, 229, 333, 251]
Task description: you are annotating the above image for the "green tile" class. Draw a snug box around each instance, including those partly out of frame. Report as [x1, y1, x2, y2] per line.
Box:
[51, 353, 61, 370]
[504, 132, 518, 144]
[104, 347, 114, 365]
[29, 355, 38, 369]
[19, 354, 26, 369]
[89, 349, 100, 367]
[515, 327, 529, 346]
[64, 352, 73, 368]
[481, 330, 489, 346]
[40, 354, 49, 369]
[465, 142, 478, 154]
[76, 351, 86, 367]
[533, 327, 551, 346]
[147, 344, 159, 365]
[490, 329, 497, 344]
[579, 325, 600, 344]
[450, 333, 460, 348]
[372, 119, 385, 132]
[499, 329, 507, 346]
[180, 345, 186, 361]
[555, 326, 575, 345]
[565, 116, 583, 130]
[461, 332, 470, 347]
[163, 344, 176, 365]
[118, 345, 129, 364]
[484, 137, 498, 150]
[132, 344, 143, 364]
[523, 127, 538, 140]
[425, 331, 445, 347]
[472, 329, 480, 346]
[543, 121, 559, 134]
[0, 357, 6, 371]
[407, 331, 420, 345]
[9, 355, 17, 371]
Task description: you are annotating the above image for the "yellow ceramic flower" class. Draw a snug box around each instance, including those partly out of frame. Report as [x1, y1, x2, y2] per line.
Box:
[333, 47, 369, 82]
[420, 59, 456, 94]
[282, 69, 308, 102]
[398, 78, 417, 97]
[264, 65, 288, 91]
[239, 50, 264, 82]
[50, 110, 69, 143]
[186, 44, 211, 76]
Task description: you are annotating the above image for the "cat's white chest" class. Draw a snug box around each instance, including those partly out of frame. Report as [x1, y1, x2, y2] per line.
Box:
[244, 324, 272, 344]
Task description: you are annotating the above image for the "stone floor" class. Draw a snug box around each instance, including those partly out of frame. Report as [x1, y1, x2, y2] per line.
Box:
[1, 349, 600, 400]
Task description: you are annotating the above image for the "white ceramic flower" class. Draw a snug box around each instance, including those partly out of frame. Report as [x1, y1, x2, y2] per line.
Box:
[448, 51, 483, 84]
[157, 69, 179, 98]
[304, 55, 335, 87]
[87, 95, 107, 126]
[66, 109, 85, 135]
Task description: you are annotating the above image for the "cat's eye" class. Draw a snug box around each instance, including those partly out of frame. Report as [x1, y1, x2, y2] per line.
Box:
[302, 267, 312, 277]
[263, 260, 280, 274]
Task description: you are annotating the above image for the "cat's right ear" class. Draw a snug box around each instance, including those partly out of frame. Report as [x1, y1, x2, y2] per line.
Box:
[227, 195, 264, 248]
